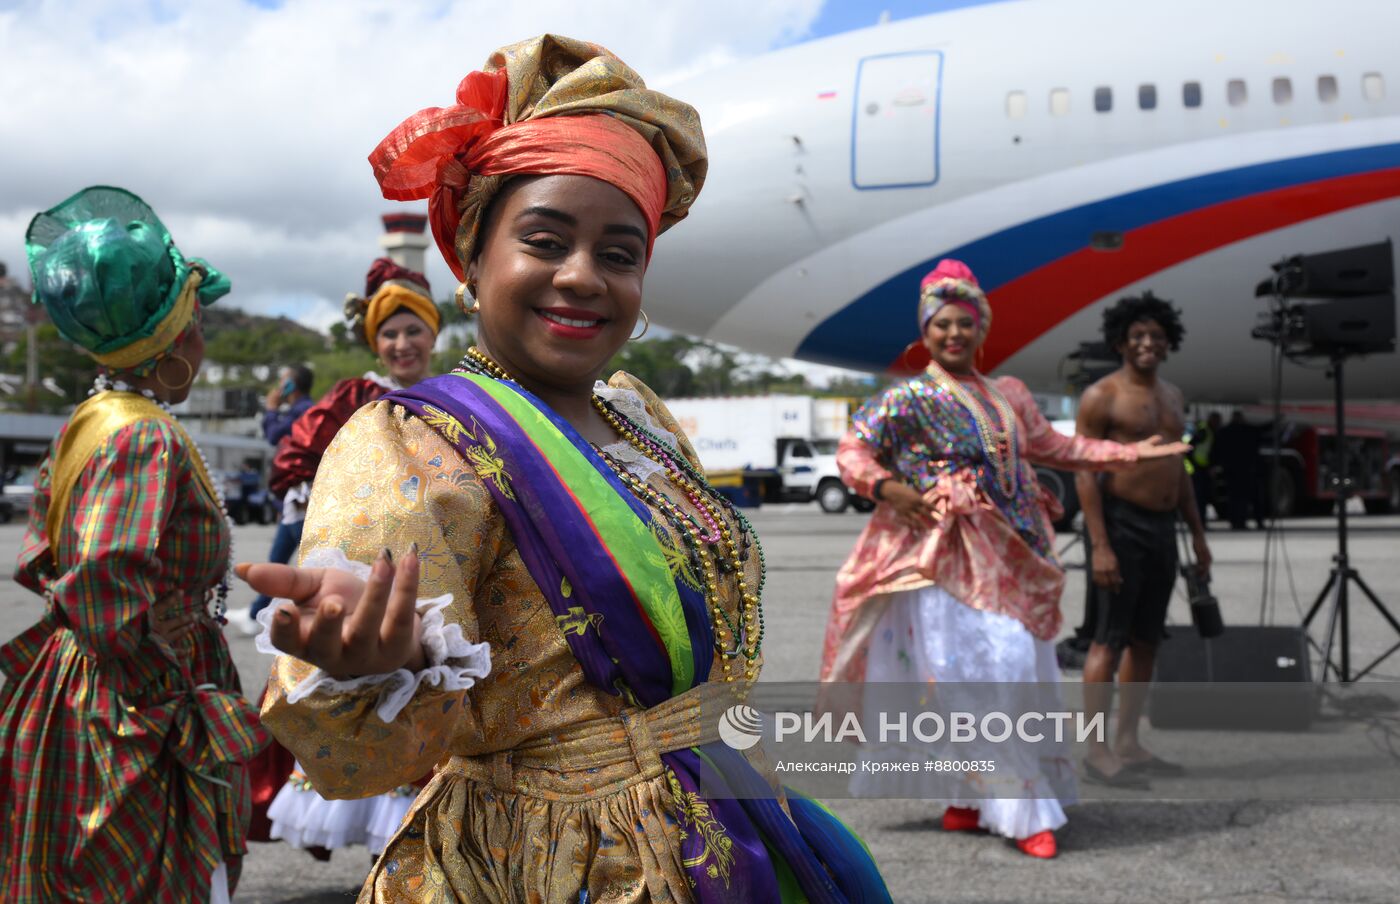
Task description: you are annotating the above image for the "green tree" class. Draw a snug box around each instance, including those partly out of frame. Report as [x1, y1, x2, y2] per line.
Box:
[305, 347, 379, 396]
[2, 324, 96, 412]
[203, 319, 324, 370]
[690, 343, 741, 395]
[328, 322, 354, 350]
[606, 335, 700, 396]
[820, 374, 887, 404]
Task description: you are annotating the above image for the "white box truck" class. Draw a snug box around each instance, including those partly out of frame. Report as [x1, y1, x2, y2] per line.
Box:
[665, 395, 873, 513]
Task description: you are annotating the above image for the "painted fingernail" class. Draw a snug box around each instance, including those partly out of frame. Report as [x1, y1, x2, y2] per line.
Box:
[409, 541, 419, 558]
[382, 547, 394, 566]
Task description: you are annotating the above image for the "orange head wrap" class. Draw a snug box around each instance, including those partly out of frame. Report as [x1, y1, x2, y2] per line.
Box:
[369, 34, 707, 280]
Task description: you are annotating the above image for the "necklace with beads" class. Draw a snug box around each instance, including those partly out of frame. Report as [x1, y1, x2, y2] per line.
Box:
[926, 362, 1021, 498]
[91, 374, 234, 623]
[459, 347, 765, 682]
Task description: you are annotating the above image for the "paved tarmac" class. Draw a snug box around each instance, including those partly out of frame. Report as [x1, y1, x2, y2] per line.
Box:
[3, 506, 1399, 903]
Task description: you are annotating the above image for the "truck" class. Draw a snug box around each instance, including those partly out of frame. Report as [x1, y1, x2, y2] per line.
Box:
[1260, 423, 1394, 517]
[665, 395, 873, 513]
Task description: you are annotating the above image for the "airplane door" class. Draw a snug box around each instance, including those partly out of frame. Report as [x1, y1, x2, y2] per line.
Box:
[851, 51, 943, 190]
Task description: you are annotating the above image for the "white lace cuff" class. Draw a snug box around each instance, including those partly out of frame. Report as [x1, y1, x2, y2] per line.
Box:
[255, 547, 492, 722]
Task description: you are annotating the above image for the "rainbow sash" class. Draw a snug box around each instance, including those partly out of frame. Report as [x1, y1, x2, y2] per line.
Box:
[387, 373, 890, 903]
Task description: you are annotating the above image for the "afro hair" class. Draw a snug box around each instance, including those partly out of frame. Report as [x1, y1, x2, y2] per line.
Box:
[1101, 291, 1185, 353]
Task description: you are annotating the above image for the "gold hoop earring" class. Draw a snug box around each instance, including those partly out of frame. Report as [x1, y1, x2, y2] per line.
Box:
[156, 354, 194, 391]
[455, 281, 479, 317]
[629, 310, 650, 341]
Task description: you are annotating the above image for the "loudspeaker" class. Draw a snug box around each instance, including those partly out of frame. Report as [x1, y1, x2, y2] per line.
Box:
[1148, 626, 1317, 731]
[1258, 239, 1394, 299]
[1300, 293, 1396, 355]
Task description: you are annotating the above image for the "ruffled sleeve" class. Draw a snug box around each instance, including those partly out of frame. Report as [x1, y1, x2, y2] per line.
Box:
[836, 386, 902, 499]
[259, 400, 497, 799]
[997, 376, 1138, 471]
[269, 378, 385, 496]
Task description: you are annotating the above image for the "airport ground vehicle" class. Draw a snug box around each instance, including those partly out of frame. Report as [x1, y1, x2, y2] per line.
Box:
[1261, 424, 1393, 518]
[665, 395, 871, 513]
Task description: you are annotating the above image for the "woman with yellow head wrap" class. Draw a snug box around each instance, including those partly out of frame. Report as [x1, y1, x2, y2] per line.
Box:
[269, 256, 440, 508]
[245, 35, 891, 904]
[0, 186, 265, 902]
[249, 257, 441, 859]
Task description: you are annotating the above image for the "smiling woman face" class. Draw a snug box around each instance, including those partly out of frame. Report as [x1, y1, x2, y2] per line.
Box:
[375, 309, 436, 387]
[923, 304, 982, 375]
[467, 174, 648, 396]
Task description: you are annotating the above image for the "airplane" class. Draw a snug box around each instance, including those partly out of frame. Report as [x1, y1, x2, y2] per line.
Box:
[643, 0, 1400, 403]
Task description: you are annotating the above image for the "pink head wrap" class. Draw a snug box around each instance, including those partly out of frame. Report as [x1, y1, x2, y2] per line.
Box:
[918, 258, 991, 335]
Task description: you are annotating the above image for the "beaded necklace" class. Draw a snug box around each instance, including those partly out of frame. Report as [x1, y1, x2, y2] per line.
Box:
[459, 347, 765, 682]
[90, 374, 233, 623]
[925, 361, 1021, 498]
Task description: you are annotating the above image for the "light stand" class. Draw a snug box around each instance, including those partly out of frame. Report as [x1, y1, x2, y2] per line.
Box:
[1301, 352, 1400, 681]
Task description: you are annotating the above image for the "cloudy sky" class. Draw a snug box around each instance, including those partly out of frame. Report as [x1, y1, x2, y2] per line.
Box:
[0, 0, 975, 376]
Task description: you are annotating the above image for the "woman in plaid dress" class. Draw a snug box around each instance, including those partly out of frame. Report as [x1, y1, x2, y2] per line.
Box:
[0, 187, 266, 902]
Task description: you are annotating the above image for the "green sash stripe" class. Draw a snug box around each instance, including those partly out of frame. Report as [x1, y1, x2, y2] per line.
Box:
[458, 373, 694, 694]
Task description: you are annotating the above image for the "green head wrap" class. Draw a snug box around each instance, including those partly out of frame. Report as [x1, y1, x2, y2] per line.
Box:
[25, 186, 230, 371]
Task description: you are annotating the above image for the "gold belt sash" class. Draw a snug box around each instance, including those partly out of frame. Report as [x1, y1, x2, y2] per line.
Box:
[444, 683, 734, 801]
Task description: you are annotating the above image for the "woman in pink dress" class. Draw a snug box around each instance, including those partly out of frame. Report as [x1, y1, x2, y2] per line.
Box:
[819, 259, 1187, 859]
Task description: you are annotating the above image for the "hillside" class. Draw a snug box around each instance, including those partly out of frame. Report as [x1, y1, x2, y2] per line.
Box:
[202, 306, 326, 345]
[201, 306, 329, 369]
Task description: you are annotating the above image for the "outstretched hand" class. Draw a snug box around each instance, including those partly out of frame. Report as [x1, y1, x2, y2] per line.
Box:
[1133, 435, 1192, 460]
[235, 546, 426, 679]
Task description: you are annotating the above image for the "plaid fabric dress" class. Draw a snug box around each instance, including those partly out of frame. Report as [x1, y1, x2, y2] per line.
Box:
[0, 416, 266, 903]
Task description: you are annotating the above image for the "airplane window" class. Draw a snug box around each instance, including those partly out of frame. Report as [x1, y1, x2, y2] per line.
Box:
[1006, 91, 1028, 118]
[1183, 81, 1202, 108]
[1363, 72, 1385, 101]
[1138, 84, 1157, 110]
[1318, 75, 1339, 103]
[1273, 77, 1293, 104]
[1050, 88, 1070, 116]
[1094, 86, 1112, 113]
[1228, 79, 1248, 106]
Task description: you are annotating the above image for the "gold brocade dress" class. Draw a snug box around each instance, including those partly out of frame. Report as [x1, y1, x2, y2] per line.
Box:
[261, 376, 764, 904]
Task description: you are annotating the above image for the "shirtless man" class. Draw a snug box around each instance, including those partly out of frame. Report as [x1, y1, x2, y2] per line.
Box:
[1076, 293, 1212, 787]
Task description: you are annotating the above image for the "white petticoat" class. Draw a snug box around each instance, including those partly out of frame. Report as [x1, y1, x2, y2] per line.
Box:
[209, 861, 229, 904]
[849, 585, 1078, 839]
[267, 769, 418, 855]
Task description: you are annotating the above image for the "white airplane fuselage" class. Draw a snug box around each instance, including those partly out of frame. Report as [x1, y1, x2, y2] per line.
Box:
[645, 0, 1400, 401]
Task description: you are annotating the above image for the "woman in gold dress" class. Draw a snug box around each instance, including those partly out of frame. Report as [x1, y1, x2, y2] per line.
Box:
[242, 35, 891, 904]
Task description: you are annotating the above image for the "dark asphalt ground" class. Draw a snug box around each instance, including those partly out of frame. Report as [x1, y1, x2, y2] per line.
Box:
[4, 506, 1399, 903]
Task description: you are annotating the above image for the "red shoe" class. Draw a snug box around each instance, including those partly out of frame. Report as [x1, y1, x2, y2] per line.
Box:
[1015, 830, 1057, 859]
[942, 806, 983, 832]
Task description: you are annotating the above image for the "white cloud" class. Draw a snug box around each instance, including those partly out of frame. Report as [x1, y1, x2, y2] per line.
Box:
[0, 0, 822, 328]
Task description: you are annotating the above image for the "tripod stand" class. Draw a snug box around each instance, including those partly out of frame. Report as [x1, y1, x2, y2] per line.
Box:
[1301, 353, 1400, 681]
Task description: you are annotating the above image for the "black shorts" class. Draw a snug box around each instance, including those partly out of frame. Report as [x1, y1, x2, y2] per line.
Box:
[1092, 495, 1178, 650]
